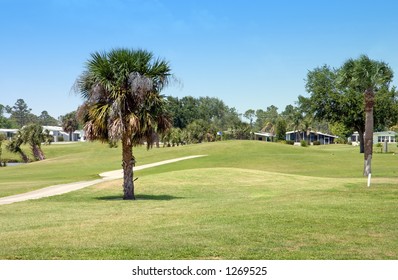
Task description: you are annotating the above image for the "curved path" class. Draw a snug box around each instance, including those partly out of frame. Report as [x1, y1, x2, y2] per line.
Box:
[0, 155, 206, 205]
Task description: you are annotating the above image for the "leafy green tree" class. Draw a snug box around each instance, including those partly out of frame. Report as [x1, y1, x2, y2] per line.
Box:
[329, 122, 351, 143]
[76, 48, 172, 200]
[0, 104, 13, 128]
[38, 111, 59, 126]
[275, 118, 287, 141]
[165, 96, 199, 129]
[6, 99, 34, 128]
[185, 119, 208, 144]
[373, 86, 398, 131]
[244, 109, 255, 137]
[254, 105, 279, 132]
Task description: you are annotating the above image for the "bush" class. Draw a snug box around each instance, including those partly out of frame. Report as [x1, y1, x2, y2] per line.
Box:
[286, 140, 294, 145]
[57, 136, 64, 142]
[301, 140, 308, 147]
[313, 140, 321, 146]
[334, 138, 346, 144]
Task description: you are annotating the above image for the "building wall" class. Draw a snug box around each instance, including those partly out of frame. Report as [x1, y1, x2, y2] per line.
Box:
[350, 131, 397, 144]
[285, 131, 336, 144]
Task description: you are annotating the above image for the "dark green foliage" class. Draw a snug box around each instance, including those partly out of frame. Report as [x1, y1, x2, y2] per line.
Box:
[38, 111, 59, 126]
[302, 58, 397, 153]
[60, 111, 79, 141]
[275, 118, 287, 141]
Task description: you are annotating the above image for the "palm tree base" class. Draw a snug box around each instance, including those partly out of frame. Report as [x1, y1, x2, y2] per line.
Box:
[123, 196, 136, 200]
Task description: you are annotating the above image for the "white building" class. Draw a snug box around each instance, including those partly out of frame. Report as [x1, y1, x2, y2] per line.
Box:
[349, 131, 397, 145]
[0, 126, 85, 142]
[0, 129, 19, 140]
[42, 126, 85, 142]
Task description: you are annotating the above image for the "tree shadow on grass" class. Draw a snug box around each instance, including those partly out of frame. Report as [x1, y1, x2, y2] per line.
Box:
[96, 194, 183, 201]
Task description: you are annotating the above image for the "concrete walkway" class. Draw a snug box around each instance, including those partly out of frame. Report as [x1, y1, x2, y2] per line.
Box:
[0, 155, 206, 205]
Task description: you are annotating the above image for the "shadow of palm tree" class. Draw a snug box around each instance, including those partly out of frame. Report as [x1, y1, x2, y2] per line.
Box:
[96, 194, 182, 201]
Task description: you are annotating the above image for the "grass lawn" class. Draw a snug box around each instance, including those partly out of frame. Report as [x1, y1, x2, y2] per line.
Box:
[0, 141, 397, 259]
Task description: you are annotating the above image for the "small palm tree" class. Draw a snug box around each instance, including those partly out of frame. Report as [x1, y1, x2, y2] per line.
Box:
[338, 55, 393, 176]
[0, 134, 6, 166]
[20, 124, 46, 160]
[7, 131, 29, 163]
[61, 112, 79, 141]
[76, 48, 172, 200]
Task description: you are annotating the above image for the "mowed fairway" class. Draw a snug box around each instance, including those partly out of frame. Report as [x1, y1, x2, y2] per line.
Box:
[0, 141, 398, 259]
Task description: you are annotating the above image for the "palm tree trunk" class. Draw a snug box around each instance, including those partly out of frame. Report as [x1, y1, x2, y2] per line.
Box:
[122, 133, 135, 200]
[19, 150, 29, 163]
[32, 144, 45, 161]
[363, 88, 374, 177]
[358, 128, 365, 154]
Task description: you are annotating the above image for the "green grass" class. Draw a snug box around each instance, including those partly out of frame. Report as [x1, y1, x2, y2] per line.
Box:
[1, 141, 398, 259]
[0, 142, 197, 197]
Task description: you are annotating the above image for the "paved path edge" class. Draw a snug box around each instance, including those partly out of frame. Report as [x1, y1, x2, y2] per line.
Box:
[0, 155, 206, 205]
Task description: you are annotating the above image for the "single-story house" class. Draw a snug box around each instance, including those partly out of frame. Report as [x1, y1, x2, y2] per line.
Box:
[0, 126, 85, 142]
[349, 131, 397, 144]
[285, 130, 338, 145]
[254, 132, 275, 142]
[42, 126, 85, 142]
[374, 131, 397, 143]
[0, 129, 19, 140]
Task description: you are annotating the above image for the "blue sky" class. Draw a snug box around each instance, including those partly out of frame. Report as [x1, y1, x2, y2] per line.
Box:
[1, 0, 398, 119]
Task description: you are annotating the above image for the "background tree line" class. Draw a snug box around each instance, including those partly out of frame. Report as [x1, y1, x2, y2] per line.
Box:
[2, 69, 398, 150]
[0, 99, 81, 164]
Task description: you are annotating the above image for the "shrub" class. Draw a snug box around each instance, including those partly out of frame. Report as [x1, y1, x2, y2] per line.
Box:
[301, 140, 308, 147]
[313, 141, 321, 146]
[286, 140, 294, 145]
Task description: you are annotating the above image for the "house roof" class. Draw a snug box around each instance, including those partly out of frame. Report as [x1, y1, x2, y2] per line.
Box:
[0, 129, 18, 133]
[286, 130, 338, 138]
[373, 131, 397, 136]
[254, 132, 274, 137]
[352, 131, 397, 136]
[42, 126, 64, 131]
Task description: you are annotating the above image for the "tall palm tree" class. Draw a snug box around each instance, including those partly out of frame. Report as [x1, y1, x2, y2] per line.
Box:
[76, 48, 172, 200]
[338, 55, 393, 176]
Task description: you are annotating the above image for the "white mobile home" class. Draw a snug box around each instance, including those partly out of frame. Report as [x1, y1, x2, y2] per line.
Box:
[0, 129, 18, 140]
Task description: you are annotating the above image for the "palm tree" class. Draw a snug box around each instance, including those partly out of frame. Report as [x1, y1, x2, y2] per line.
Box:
[338, 55, 393, 176]
[290, 110, 304, 142]
[20, 124, 46, 160]
[61, 112, 79, 141]
[7, 131, 29, 163]
[76, 48, 172, 200]
[0, 134, 6, 166]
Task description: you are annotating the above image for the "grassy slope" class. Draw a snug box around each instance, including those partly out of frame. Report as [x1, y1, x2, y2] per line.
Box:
[0, 141, 398, 259]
